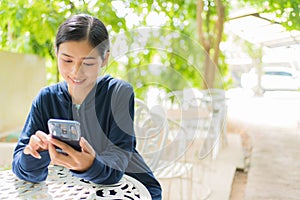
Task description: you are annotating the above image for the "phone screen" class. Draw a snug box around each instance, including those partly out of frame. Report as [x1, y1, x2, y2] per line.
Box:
[48, 119, 81, 152]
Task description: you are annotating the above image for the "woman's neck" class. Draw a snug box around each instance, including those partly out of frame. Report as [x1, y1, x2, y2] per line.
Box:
[68, 82, 96, 104]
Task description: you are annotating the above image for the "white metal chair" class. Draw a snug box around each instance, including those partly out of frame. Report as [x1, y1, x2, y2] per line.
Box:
[135, 98, 193, 175]
[160, 89, 217, 200]
[199, 88, 228, 159]
[134, 98, 169, 171]
[134, 98, 194, 199]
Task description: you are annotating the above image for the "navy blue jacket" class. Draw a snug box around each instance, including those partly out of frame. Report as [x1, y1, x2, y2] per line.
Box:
[12, 75, 162, 199]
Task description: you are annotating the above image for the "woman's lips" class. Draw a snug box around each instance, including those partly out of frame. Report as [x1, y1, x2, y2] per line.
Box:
[69, 76, 85, 85]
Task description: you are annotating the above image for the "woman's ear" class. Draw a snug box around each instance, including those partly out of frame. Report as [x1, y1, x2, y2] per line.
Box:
[55, 46, 58, 57]
[101, 50, 110, 67]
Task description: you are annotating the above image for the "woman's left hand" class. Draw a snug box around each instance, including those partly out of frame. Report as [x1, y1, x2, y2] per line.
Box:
[48, 137, 96, 172]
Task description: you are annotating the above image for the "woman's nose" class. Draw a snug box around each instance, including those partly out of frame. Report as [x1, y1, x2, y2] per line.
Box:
[71, 62, 82, 75]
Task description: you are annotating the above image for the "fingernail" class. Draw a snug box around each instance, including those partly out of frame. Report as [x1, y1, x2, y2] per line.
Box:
[46, 135, 51, 140]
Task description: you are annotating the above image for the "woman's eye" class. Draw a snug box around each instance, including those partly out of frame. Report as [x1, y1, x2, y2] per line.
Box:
[83, 62, 96, 66]
[63, 59, 72, 63]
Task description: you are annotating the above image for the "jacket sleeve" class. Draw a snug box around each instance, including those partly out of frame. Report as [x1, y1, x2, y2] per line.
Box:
[12, 93, 51, 183]
[70, 82, 135, 184]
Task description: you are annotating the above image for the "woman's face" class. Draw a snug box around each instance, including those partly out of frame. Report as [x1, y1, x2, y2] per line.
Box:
[57, 40, 105, 102]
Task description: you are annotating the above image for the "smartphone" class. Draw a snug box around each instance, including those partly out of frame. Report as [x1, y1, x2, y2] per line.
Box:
[48, 119, 81, 152]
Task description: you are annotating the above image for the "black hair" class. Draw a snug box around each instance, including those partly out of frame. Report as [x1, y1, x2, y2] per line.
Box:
[55, 14, 109, 60]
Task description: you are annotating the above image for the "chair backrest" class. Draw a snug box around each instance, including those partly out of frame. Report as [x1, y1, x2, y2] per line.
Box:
[162, 88, 226, 160]
[135, 99, 195, 177]
[163, 89, 212, 140]
[199, 89, 227, 159]
[201, 88, 226, 112]
[134, 98, 169, 171]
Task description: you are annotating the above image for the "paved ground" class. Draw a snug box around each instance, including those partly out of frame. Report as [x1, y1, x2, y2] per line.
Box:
[227, 91, 300, 200]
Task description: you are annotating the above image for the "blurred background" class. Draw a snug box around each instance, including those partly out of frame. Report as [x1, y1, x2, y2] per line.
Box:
[1, 0, 299, 92]
[1, 0, 300, 132]
[1, 0, 300, 199]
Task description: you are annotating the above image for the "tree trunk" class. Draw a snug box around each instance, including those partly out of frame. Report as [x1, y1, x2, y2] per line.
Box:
[197, 0, 225, 89]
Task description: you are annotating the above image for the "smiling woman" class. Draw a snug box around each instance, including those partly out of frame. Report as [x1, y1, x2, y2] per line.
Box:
[11, 14, 162, 200]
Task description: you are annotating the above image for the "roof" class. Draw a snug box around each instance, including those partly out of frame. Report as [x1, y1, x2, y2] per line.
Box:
[226, 12, 300, 48]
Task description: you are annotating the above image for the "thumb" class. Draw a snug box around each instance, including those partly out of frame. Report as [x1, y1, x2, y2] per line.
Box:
[80, 137, 95, 156]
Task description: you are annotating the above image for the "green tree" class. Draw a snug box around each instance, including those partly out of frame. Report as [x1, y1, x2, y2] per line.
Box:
[0, 0, 119, 84]
[196, 0, 229, 89]
[241, 0, 300, 30]
[105, 0, 209, 95]
[0, 0, 212, 95]
[196, 0, 299, 88]
[1, 0, 298, 94]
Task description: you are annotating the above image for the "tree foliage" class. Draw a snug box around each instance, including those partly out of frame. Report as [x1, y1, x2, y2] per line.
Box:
[241, 0, 300, 30]
[0, 0, 119, 84]
[0, 0, 299, 96]
[0, 0, 211, 96]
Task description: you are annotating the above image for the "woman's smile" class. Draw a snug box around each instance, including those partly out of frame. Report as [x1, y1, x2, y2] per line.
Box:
[69, 76, 86, 85]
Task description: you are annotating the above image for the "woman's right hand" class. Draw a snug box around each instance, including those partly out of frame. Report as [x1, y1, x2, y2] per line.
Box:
[23, 130, 50, 159]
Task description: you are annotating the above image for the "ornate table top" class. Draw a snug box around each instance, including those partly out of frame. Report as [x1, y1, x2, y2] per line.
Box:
[0, 165, 151, 200]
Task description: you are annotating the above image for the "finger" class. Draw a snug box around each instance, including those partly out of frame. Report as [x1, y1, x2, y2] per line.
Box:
[48, 142, 57, 157]
[48, 142, 68, 159]
[80, 137, 94, 154]
[31, 135, 47, 150]
[49, 138, 77, 158]
[36, 131, 50, 148]
[48, 143, 75, 169]
[31, 134, 41, 143]
[51, 158, 72, 169]
[48, 143, 69, 163]
[24, 145, 41, 159]
[49, 137, 67, 150]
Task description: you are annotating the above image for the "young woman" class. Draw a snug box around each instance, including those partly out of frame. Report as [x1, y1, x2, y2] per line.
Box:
[12, 14, 162, 199]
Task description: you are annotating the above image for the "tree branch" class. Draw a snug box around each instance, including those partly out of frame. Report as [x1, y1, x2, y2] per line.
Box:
[197, 0, 209, 51]
[213, 0, 225, 64]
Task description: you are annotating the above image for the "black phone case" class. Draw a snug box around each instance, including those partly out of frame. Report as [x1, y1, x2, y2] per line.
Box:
[48, 119, 81, 151]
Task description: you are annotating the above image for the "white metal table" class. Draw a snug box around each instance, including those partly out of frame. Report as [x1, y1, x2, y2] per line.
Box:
[0, 165, 151, 200]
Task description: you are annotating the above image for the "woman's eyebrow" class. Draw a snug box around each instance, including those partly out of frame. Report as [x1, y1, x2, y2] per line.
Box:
[82, 56, 97, 60]
[61, 53, 73, 58]
[61, 53, 96, 60]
